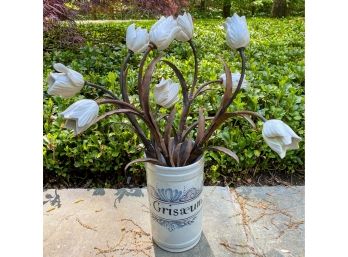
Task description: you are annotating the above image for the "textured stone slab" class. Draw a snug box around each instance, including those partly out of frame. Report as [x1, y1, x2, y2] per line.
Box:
[234, 186, 305, 257]
[43, 186, 304, 257]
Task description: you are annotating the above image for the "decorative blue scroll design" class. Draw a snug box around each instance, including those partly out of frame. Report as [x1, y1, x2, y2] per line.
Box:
[148, 186, 203, 204]
[151, 212, 199, 232]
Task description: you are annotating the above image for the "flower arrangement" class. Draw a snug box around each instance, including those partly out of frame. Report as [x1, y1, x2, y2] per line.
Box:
[47, 13, 301, 169]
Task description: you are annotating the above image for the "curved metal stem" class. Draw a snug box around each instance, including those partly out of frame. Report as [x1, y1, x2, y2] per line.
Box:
[120, 50, 155, 153]
[96, 99, 159, 152]
[189, 40, 199, 97]
[138, 46, 153, 108]
[191, 80, 222, 101]
[182, 117, 214, 141]
[187, 48, 247, 163]
[120, 50, 133, 102]
[96, 99, 143, 115]
[228, 48, 246, 105]
[202, 48, 247, 143]
[182, 111, 266, 142]
[85, 81, 118, 99]
[231, 111, 267, 122]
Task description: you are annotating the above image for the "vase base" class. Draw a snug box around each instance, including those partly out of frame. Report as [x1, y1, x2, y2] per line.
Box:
[152, 230, 202, 253]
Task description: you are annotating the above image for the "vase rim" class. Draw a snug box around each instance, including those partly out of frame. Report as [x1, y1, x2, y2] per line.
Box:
[148, 155, 204, 172]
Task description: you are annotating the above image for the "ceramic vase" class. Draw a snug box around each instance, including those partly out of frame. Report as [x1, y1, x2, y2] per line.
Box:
[145, 157, 204, 252]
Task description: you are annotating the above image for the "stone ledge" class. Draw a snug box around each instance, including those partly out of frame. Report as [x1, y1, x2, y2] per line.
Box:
[43, 186, 304, 257]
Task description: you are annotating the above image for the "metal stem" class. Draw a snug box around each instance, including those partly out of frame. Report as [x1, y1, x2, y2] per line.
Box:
[85, 81, 118, 99]
[189, 40, 199, 97]
[138, 46, 153, 108]
[191, 80, 223, 101]
[120, 50, 155, 153]
[228, 48, 246, 105]
[231, 111, 267, 122]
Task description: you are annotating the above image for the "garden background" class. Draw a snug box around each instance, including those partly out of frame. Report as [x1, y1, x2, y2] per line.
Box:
[43, 0, 305, 188]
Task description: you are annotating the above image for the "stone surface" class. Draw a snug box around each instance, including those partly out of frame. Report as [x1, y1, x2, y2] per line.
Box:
[234, 186, 304, 257]
[43, 186, 304, 257]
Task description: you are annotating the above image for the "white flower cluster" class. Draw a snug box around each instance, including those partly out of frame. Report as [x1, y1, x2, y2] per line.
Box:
[126, 12, 194, 52]
[46, 12, 301, 158]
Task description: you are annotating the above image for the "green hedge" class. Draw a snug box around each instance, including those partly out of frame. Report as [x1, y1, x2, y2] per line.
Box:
[43, 18, 304, 185]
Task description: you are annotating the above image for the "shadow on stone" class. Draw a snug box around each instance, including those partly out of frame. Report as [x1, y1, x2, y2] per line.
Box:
[153, 232, 215, 257]
[114, 188, 145, 208]
[43, 189, 61, 208]
[87, 188, 106, 196]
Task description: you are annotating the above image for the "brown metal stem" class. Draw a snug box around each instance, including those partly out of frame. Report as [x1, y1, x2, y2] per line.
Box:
[96, 99, 143, 115]
[85, 82, 118, 99]
[187, 48, 247, 163]
[228, 48, 246, 105]
[231, 111, 267, 122]
[189, 39, 198, 97]
[191, 80, 223, 101]
[120, 50, 155, 153]
[138, 45, 153, 108]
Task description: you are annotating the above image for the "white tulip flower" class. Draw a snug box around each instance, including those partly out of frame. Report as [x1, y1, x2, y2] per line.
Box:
[154, 78, 179, 108]
[224, 13, 250, 50]
[262, 119, 302, 159]
[47, 63, 84, 98]
[61, 99, 99, 136]
[126, 23, 149, 53]
[149, 16, 181, 50]
[175, 12, 194, 42]
[219, 72, 248, 92]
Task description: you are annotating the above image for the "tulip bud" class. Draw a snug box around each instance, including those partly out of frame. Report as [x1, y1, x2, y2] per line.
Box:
[47, 63, 84, 98]
[224, 13, 250, 50]
[219, 72, 248, 92]
[262, 119, 302, 159]
[154, 78, 179, 108]
[149, 16, 181, 50]
[61, 99, 99, 136]
[175, 12, 194, 42]
[126, 23, 149, 53]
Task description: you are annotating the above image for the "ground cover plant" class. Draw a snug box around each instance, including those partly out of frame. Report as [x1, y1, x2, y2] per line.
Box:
[43, 17, 304, 188]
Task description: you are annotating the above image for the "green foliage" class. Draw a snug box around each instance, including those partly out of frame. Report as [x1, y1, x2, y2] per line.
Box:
[43, 17, 304, 185]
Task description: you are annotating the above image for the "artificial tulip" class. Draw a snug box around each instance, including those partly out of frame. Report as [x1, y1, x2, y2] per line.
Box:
[126, 23, 149, 53]
[47, 63, 84, 98]
[175, 12, 194, 42]
[219, 72, 248, 92]
[224, 13, 250, 50]
[262, 119, 302, 159]
[149, 16, 181, 50]
[61, 99, 99, 136]
[154, 78, 179, 108]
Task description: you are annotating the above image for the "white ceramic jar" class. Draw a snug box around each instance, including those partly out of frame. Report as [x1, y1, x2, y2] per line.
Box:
[145, 157, 204, 252]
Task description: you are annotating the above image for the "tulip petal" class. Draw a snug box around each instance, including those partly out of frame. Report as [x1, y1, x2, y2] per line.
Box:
[263, 135, 286, 159]
[126, 24, 136, 42]
[47, 73, 80, 98]
[53, 63, 69, 73]
[47, 73, 59, 87]
[65, 119, 77, 130]
[220, 72, 248, 91]
[281, 135, 292, 145]
[67, 69, 84, 87]
[285, 137, 301, 150]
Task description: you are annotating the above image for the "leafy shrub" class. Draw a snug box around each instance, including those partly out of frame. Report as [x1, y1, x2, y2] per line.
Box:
[43, 18, 304, 186]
